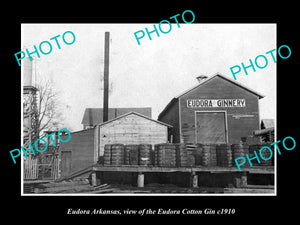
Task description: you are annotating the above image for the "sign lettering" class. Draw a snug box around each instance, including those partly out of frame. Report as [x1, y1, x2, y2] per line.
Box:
[186, 99, 246, 108]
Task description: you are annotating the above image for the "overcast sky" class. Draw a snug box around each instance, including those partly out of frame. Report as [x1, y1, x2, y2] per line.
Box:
[22, 23, 276, 132]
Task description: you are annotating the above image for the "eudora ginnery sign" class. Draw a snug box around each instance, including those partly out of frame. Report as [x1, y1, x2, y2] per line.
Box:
[186, 99, 246, 108]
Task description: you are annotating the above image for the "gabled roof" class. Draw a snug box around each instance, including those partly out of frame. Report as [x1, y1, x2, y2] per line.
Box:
[158, 73, 264, 119]
[175, 73, 265, 99]
[98, 111, 172, 128]
[81, 107, 152, 126]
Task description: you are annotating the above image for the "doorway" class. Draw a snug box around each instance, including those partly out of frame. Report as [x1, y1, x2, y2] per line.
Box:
[195, 111, 227, 144]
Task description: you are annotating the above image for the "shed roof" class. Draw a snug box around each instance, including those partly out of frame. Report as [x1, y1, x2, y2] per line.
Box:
[261, 119, 274, 129]
[98, 111, 172, 128]
[81, 107, 152, 126]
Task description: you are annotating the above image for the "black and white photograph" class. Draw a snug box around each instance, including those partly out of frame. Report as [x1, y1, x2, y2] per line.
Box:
[3, 5, 298, 221]
[21, 23, 276, 195]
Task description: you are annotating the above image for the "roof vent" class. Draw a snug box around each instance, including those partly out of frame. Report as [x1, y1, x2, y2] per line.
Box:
[196, 75, 208, 83]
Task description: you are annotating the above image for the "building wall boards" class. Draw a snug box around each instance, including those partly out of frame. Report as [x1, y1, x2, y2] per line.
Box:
[158, 74, 263, 145]
[96, 112, 170, 158]
[59, 128, 95, 176]
[59, 112, 171, 177]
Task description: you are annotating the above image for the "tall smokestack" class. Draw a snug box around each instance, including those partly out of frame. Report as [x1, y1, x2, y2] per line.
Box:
[24, 57, 33, 87]
[103, 32, 110, 122]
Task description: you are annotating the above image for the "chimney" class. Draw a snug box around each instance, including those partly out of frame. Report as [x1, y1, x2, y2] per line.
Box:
[103, 32, 110, 123]
[196, 75, 208, 83]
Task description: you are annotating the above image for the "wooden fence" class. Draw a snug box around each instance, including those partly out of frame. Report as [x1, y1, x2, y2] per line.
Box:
[24, 155, 38, 179]
[23, 153, 60, 180]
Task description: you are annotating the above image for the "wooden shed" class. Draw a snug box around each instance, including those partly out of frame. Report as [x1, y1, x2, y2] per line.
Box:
[59, 112, 171, 177]
[158, 74, 264, 145]
[95, 112, 172, 157]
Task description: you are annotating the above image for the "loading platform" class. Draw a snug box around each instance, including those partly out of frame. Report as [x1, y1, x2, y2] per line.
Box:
[92, 164, 274, 174]
[90, 164, 274, 188]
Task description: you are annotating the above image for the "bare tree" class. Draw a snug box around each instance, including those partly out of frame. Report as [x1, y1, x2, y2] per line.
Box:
[23, 78, 64, 144]
[37, 79, 61, 139]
